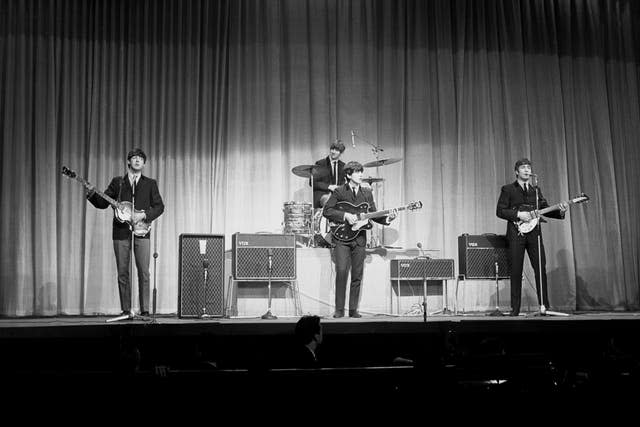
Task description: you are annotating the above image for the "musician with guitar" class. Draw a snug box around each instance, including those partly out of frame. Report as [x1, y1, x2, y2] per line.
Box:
[83, 148, 164, 317]
[497, 158, 569, 316]
[323, 161, 398, 318]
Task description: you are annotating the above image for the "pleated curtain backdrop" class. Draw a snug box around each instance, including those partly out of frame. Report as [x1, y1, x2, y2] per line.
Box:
[1, 0, 639, 316]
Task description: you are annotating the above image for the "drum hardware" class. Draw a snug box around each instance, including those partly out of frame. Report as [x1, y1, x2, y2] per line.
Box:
[362, 158, 402, 168]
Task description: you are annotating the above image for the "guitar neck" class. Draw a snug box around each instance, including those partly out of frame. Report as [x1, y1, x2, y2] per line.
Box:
[75, 176, 118, 208]
[361, 205, 409, 220]
[537, 200, 573, 216]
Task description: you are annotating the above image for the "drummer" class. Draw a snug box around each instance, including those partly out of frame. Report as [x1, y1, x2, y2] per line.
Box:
[310, 141, 346, 209]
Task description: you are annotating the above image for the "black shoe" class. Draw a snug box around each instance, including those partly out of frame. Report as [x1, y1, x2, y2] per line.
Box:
[333, 310, 344, 318]
[509, 311, 520, 317]
[120, 310, 132, 317]
[140, 311, 149, 317]
[349, 310, 362, 318]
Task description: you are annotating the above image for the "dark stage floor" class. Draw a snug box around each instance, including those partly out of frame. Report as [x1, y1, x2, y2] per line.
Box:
[2, 312, 640, 401]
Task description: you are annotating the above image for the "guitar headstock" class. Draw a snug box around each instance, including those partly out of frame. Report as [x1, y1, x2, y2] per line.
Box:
[571, 193, 590, 204]
[407, 200, 423, 211]
[61, 166, 77, 179]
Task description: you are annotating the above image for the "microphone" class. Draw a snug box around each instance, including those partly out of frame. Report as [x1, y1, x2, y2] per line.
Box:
[351, 130, 356, 148]
[267, 248, 273, 271]
[417, 242, 426, 258]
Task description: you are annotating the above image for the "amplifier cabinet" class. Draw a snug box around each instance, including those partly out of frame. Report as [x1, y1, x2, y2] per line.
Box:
[457, 234, 511, 279]
[232, 233, 296, 280]
[178, 234, 225, 318]
[390, 258, 455, 280]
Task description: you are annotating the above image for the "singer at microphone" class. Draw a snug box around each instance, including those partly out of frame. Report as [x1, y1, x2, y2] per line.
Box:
[497, 157, 568, 317]
[85, 148, 165, 318]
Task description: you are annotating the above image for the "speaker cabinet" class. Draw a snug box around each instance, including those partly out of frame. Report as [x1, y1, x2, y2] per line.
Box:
[390, 258, 455, 280]
[458, 234, 511, 279]
[232, 233, 296, 280]
[178, 234, 225, 318]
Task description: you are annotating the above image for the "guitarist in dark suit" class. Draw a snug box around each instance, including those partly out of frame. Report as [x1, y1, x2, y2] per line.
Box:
[85, 148, 164, 317]
[496, 158, 567, 316]
[323, 161, 396, 318]
[310, 141, 346, 209]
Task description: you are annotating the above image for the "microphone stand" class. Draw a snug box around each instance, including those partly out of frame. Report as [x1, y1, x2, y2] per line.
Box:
[488, 259, 504, 316]
[412, 243, 428, 322]
[150, 221, 159, 324]
[532, 174, 568, 317]
[201, 257, 212, 318]
[261, 249, 277, 319]
[421, 258, 428, 323]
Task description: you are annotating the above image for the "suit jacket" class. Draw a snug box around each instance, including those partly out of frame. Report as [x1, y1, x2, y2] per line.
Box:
[291, 345, 319, 369]
[496, 181, 564, 238]
[310, 156, 345, 208]
[88, 174, 165, 240]
[323, 183, 389, 246]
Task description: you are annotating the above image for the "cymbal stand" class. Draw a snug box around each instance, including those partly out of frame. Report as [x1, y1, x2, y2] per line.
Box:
[354, 131, 385, 248]
[308, 173, 316, 247]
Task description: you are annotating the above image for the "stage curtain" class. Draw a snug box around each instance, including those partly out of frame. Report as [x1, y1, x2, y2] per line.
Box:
[1, 0, 639, 316]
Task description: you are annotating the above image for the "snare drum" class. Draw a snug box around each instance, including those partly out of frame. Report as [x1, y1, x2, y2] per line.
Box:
[283, 202, 313, 234]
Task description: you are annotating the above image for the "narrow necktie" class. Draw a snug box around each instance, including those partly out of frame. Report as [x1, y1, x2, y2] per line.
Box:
[333, 162, 337, 185]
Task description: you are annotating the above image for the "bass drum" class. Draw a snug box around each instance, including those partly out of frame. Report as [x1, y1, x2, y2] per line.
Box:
[283, 201, 313, 234]
[312, 208, 334, 247]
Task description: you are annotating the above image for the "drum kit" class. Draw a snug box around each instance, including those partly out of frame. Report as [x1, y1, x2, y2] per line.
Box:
[286, 156, 402, 247]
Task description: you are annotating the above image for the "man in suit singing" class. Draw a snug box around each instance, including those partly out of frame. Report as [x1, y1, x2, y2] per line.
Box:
[496, 158, 567, 316]
[85, 148, 164, 317]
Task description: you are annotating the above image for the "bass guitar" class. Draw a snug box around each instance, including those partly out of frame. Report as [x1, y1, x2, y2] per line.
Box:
[515, 193, 589, 234]
[61, 166, 151, 237]
[329, 200, 423, 242]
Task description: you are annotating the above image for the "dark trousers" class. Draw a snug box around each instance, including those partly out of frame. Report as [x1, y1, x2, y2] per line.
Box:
[508, 230, 549, 313]
[333, 238, 366, 312]
[113, 237, 150, 313]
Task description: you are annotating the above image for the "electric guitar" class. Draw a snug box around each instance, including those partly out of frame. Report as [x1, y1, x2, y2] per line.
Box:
[61, 166, 151, 237]
[515, 193, 589, 234]
[329, 200, 423, 242]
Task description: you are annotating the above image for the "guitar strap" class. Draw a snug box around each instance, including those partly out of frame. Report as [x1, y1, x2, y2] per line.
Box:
[117, 175, 125, 203]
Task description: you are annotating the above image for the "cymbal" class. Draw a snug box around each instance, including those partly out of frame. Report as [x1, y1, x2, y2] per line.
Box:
[291, 164, 327, 178]
[362, 177, 384, 184]
[363, 158, 402, 168]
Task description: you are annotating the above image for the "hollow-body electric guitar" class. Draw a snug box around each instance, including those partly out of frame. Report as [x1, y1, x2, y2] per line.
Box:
[515, 193, 589, 234]
[61, 166, 151, 237]
[329, 200, 423, 242]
